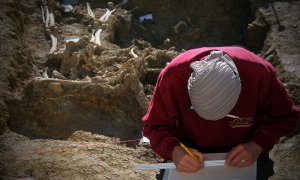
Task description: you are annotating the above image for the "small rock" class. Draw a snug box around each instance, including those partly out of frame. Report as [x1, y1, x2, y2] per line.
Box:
[83, 75, 91, 81]
[108, 2, 114, 10]
[266, 54, 274, 61]
[52, 70, 67, 80]
[173, 20, 188, 34]
[48, 82, 63, 93]
[69, 68, 77, 80]
[163, 38, 171, 49]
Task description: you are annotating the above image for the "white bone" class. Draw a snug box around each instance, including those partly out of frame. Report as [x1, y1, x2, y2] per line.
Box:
[90, 29, 95, 42]
[103, 9, 115, 22]
[43, 67, 49, 78]
[41, 6, 45, 23]
[86, 2, 95, 19]
[45, 6, 50, 27]
[99, 8, 115, 22]
[104, 9, 115, 22]
[94, 29, 102, 45]
[129, 47, 138, 58]
[49, 34, 57, 54]
[49, 11, 55, 27]
[99, 9, 109, 22]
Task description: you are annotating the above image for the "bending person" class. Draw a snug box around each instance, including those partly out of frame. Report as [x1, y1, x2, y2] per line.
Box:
[142, 46, 300, 179]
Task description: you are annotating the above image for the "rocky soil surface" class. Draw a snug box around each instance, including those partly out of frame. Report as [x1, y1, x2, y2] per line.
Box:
[0, 0, 299, 179]
[0, 131, 161, 179]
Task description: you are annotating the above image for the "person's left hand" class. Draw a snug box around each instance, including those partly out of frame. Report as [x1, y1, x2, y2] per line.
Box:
[225, 141, 262, 167]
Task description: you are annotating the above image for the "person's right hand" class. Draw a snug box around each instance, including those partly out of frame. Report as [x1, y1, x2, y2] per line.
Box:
[171, 145, 204, 172]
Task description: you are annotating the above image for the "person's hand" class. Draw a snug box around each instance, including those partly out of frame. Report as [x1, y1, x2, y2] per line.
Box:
[225, 141, 262, 167]
[171, 145, 204, 172]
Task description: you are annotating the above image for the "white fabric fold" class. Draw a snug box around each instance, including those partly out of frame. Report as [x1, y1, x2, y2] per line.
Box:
[188, 51, 241, 120]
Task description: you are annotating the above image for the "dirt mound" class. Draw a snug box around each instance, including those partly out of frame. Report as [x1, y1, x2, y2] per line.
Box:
[0, 130, 161, 179]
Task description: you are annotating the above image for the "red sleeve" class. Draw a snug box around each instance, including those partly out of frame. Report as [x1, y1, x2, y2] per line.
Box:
[251, 65, 300, 152]
[142, 73, 180, 160]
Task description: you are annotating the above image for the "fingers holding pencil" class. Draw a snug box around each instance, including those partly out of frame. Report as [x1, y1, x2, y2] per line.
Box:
[171, 143, 204, 172]
[189, 148, 204, 162]
[180, 143, 204, 161]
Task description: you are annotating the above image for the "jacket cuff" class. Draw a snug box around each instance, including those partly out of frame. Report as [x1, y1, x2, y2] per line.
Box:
[162, 138, 180, 160]
[251, 132, 276, 153]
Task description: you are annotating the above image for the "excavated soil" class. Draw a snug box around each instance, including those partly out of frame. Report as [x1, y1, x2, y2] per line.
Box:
[0, 0, 299, 179]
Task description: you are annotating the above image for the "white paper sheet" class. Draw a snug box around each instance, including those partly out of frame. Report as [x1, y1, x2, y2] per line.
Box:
[163, 153, 256, 180]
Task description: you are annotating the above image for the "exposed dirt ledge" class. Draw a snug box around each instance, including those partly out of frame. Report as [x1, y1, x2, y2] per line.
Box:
[0, 130, 161, 179]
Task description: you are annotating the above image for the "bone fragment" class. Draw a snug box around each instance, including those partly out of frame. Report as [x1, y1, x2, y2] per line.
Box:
[49, 34, 57, 54]
[86, 2, 95, 19]
[94, 29, 102, 45]
[45, 6, 50, 27]
[99, 8, 115, 22]
[49, 11, 55, 27]
[60, 51, 80, 75]
[99, 9, 109, 22]
[43, 67, 49, 78]
[52, 70, 67, 80]
[90, 29, 95, 42]
[41, 6, 45, 23]
[129, 47, 138, 58]
[34, 77, 91, 85]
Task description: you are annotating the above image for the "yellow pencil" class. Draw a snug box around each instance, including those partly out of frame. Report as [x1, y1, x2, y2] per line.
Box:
[179, 143, 199, 161]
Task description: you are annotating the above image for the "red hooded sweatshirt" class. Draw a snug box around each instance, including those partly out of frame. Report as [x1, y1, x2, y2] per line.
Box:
[142, 47, 300, 160]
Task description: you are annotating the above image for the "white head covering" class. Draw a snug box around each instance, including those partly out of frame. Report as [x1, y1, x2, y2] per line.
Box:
[187, 51, 241, 121]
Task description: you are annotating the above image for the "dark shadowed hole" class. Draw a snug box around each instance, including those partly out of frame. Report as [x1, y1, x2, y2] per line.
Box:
[115, 0, 265, 52]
